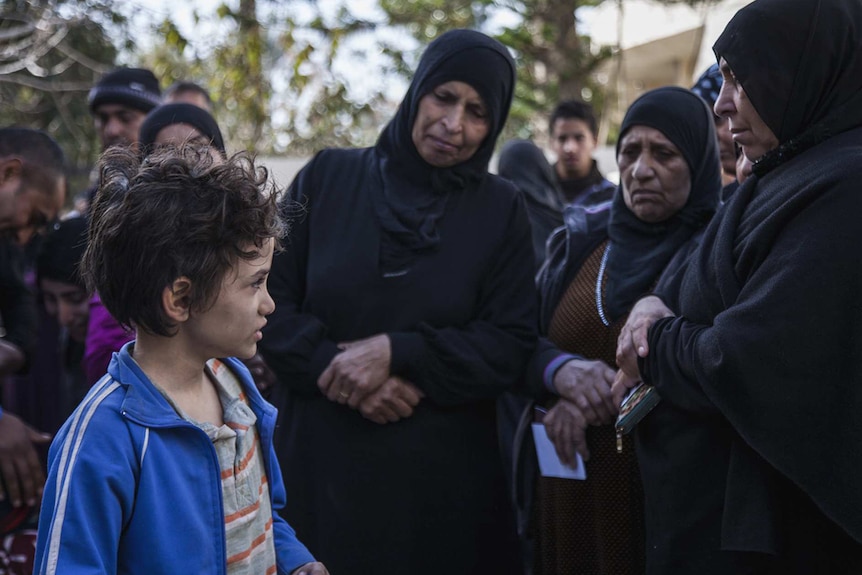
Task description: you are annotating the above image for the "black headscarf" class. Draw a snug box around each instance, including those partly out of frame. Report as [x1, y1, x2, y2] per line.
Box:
[714, 0, 862, 176]
[603, 86, 720, 321]
[498, 139, 564, 214]
[371, 29, 516, 276]
[139, 103, 226, 157]
[36, 216, 89, 289]
[498, 139, 565, 266]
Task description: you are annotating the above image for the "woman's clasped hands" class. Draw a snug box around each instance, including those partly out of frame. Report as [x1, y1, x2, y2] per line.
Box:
[317, 334, 424, 424]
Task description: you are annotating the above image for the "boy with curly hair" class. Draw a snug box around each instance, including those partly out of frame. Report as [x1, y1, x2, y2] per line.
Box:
[33, 145, 327, 575]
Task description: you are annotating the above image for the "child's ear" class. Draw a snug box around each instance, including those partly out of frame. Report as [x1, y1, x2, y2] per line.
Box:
[162, 277, 193, 323]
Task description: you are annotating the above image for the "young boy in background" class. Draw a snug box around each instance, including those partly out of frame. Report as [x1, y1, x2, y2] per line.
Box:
[33, 145, 327, 575]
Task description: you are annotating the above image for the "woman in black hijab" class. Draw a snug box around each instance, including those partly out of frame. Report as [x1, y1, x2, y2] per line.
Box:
[615, 0, 862, 571]
[259, 30, 535, 575]
[498, 139, 566, 268]
[523, 86, 720, 574]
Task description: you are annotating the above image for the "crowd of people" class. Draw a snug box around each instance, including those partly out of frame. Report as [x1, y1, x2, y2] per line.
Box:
[0, 0, 860, 573]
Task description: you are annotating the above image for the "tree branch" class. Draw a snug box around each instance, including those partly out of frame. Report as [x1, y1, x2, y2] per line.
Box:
[0, 75, 92, 91]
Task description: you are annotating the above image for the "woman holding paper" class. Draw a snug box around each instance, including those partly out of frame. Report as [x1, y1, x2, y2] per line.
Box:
[523, 86, 721, 574]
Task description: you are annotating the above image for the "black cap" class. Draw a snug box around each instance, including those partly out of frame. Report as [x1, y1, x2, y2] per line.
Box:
[88, 68, 162, 114]
[139, 103, 226, 155]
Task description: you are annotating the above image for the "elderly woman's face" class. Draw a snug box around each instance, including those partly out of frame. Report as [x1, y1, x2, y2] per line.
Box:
[411, 81, 490, 168]
[618, 126, 691, 223]
[714, 58, 779, 162]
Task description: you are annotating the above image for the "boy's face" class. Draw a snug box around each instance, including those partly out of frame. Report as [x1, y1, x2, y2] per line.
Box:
[185, 238, 275, 360]
[550, 117, 597, 180]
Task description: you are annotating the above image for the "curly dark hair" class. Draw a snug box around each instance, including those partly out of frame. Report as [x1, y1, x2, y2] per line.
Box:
[81, 144, 286, 337]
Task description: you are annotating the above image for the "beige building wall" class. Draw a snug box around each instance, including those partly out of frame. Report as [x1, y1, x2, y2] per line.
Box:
[585, 0, 752, 144]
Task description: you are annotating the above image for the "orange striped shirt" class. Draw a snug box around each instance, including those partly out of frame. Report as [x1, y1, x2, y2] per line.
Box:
[158, 360, 277, 575]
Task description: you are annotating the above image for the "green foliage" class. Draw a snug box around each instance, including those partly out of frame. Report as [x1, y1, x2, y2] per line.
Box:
[266, 0, 617, 149]
[4, 0, 719, 167]
[142, 0, 272, 154]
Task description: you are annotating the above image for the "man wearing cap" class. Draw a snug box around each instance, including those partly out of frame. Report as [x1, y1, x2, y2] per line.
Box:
[88, 67, 162, 151]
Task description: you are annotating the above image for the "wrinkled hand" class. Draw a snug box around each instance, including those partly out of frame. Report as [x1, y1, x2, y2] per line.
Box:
[291, 561, 329, 575]
[611, 370, 642, 410]
[242, 353, 277, 399]
[0, 412, 51, 507]
[553, 359, 617, 425]
[616, 295, 674, 380]
[543, 399, 590, 465]
[318, 334, 391, 406]
[358, 376, 425, 425]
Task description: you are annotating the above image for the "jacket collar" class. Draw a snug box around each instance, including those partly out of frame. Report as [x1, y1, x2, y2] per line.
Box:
[107, 342, 275, 427]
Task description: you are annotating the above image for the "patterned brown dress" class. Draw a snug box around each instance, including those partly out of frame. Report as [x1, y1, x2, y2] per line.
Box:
[533, 240, 645, 575]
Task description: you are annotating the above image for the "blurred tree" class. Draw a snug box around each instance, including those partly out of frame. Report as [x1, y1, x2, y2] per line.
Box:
[5, 0, 716, 164]
[273, 0, 614, 147]
[0, 0, 129, 188]
[143, 0, 617, 153]
[271, 0, 715, 148]
[141, 0, 272, 154]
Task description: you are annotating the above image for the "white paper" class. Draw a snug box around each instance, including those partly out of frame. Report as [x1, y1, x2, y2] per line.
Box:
[531, 423, 587, 480]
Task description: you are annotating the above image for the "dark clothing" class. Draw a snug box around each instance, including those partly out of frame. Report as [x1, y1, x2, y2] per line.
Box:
[372, 29, 515, 275]
[720, 180, 740, 203]
[641, 126, 862, 572]
[714, 0, 862, 148]
[259, 31, 533, 574]
[260, 147, 536, 575]
[495, 139, 565, 571]
[556, 160, 614, 207]
[524, 87, 721, 574]
[714, 0, 862, 178]
[523, 204, 711, 573]
[606, 86, 719, 322]
[636, 1, 862, 571]
[498, 139, 565, 269]
[0, 238, 35, 357]
[533, 241, 645, 575]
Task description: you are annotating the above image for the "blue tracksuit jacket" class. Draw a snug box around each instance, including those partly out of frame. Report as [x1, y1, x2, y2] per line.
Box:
[33, 342, 315, 574]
